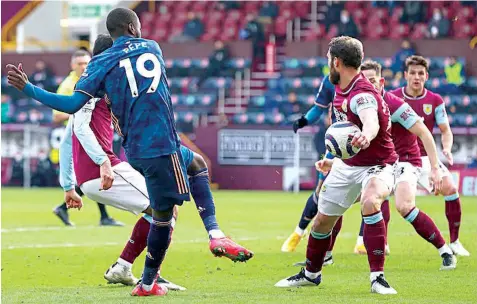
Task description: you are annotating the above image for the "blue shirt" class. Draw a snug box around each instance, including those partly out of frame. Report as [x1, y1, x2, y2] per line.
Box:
[74, 36, 180, 159]
[304, 75, 335, 124]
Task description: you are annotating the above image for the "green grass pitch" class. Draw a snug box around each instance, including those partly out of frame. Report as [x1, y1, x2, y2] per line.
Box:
[1, 188, 476, 303]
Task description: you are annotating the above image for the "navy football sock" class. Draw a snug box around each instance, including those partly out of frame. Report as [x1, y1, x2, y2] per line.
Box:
[57, 202, 68, 212]
[142, 215, 173, 288]
[189, 169, 221, 237]
[359, 218, 365, 237]
[97, 203, 109, 220]
[298, 193, 318, 231]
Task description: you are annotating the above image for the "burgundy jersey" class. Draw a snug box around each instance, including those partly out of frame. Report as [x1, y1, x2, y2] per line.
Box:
[73, 97, 121, 185]
[390, 87, 448, 156]
[384, 91, 422, 167]
[333, 74, 398, 166]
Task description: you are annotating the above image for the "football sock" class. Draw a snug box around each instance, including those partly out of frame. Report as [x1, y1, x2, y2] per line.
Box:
[97, 203, 110, 220]
[328, 216, 343, 251]
[444, 193, 461, 243]
[119, 216, 150, 265]
[189, 169, 224, 239]
[57, 202, 68, 212]
[298, 193, 318, 233]
[363, 211, 386, 272]
[306, 230, 332, 274]
[404, 207, 446, 250]
[381, 199, 390, 235]
[142, 214, 173, 288]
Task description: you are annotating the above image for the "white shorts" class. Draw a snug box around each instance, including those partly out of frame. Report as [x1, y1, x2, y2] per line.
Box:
[394, 162, 420, 189]
[417, 156, 450, 193]
[80, 162, 149, 215]
[318, 159, 395, 216]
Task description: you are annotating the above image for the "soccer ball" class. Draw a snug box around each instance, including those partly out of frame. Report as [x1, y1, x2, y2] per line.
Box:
[325, 121, 361, 159]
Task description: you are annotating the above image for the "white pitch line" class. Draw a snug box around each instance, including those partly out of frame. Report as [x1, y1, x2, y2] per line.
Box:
[1, 225, 131, 233]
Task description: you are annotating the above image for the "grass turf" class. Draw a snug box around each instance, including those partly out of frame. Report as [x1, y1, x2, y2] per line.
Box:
[1, 188, 476, 303]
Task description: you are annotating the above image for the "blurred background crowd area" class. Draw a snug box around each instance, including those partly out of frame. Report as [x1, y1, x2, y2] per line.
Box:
[2, 1, 477, 188]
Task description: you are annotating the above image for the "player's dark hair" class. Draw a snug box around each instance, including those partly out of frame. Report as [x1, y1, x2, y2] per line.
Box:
[405, 55, 429, 72]
[93, 34, 113, 56]
[106, 8, 138, 38]
[328, 36, 363, 69]
[361, 60, 382, 76]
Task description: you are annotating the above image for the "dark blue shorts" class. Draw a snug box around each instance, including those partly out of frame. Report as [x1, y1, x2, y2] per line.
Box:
[129, 151, 191, 212]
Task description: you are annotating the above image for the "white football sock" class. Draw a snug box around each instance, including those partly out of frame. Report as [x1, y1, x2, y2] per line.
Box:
[142, 283, 153, 291]
[370, 271, 384, 282]
[438, 244, 453, 256]
[117, 258, 132, 270]
[295, 226, 305, 236]
[209, 229, 226, 239]
[305, 270, 321, 280]
[356, 236, 364, 245]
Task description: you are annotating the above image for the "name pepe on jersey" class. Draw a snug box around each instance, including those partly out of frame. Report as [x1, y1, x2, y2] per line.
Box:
[74, 37, 179, 159]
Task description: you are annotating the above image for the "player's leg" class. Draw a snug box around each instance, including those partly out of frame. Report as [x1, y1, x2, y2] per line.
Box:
[276, 159, 360, 288]
[130, 152, 189, 296]
[281, 179, 321, 252]
[360, 165, 397, 294]
[324, 215, 343, 265]
[186, 148, 253, 262]
[440, 172, 469, 256]
[355, 198, 390, 255]
[394, 163, 456, 270]
[53, 198, 73, 226]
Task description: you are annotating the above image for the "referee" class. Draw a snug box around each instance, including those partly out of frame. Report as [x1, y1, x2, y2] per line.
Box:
[52, 50, 123, 227]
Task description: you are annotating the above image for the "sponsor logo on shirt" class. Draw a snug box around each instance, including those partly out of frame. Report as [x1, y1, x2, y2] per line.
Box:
[342, 99, 348, 112]
[400, 107, 413, 121]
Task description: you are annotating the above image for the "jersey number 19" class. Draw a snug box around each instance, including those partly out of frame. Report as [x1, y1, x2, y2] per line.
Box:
[119, 52, 162, 98]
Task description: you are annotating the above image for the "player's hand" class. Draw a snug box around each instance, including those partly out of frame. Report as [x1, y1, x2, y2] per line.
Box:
[64, 189, 83, 210]
[100, 159, 114, 190]
[430, 167, 443, 195]
[350, 131, 370, 150]
[442, 149, 454, 166]
[293, 115, 308, 133]
[315, 159, 333, 174]
[6, 63, 29, 91]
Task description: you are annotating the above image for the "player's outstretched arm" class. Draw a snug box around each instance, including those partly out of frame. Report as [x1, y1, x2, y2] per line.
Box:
[436, 106, 454, 165]
[354, 108, 379, 149]
[59, 117, 77, 192]
[6, 64, 90, 114]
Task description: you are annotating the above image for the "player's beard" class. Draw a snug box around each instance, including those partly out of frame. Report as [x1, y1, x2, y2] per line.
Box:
[329, 67, 340, 85]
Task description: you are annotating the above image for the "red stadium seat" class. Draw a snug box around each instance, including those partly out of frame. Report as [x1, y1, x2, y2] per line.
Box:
[244, 1, 261, 14]
[390, 6, 404, 23]
[410, 23, 428, 39]
[227, 9, 242, 21]
[453, 22, 475, 38]
[351, 8, 366, 24]
[174, 1, 191, 13]
[201, 27, 220, 42]
[150, 28, 169, 42]
[365, 22, 388, 40]
[274, 17, 289, 36]
[388, 24, 410, 39]
[374, 8, 389, 20]
[456, 6, 475, 21]
[295, 1, 310, 18]
[345, 2, 363, 12]
[140, 12, 155, 25]
[191, 0, 209, 11]
[304, 24, 325, 41]
[279, 8, 293, 19]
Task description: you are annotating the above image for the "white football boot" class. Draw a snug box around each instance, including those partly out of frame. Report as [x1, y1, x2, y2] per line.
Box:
[104, 262, 139, 286]
[370, 274, 397, 295]
[450, 240, 470, 257]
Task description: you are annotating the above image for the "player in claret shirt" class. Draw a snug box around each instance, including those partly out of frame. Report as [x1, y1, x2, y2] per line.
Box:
[275, 36, 398, 295]
[360, 60, 456, 270]
[390, 55, 470, 257]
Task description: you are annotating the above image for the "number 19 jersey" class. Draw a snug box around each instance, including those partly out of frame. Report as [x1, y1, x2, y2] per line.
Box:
[75, 36, 179, 159]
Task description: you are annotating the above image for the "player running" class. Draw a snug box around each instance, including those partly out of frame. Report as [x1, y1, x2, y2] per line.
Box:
[360, 60, 456, 269]
[58, 34, 252, 289]
[391, 55, 470, 257]
[7, 7, 199, 297]
[275, 36, 398, 294]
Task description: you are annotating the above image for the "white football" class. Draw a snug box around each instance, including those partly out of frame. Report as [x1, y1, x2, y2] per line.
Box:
[325, 121, 361, 159]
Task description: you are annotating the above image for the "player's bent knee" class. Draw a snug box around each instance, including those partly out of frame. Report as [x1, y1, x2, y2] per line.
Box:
[441, 177, 458, 196]
[152, 208, 174, 221]
[395, 200, 414, 217]
[312, 213, 336, 234]
[360, 195, 380, 215]
[189, 152, 207, 173]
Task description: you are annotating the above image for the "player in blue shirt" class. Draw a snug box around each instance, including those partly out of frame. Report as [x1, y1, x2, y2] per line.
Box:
[6, 8, 187, 297]
[281, 76, 340, 262]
